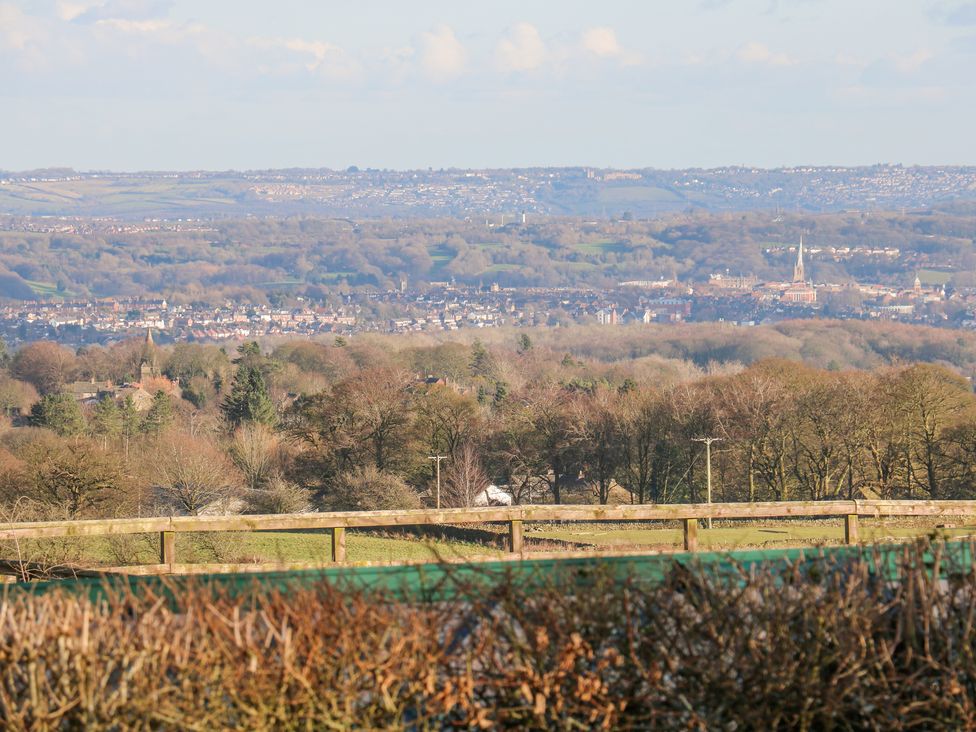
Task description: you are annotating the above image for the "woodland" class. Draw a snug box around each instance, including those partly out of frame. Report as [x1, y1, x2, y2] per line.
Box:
[0, 205, 974, 301]
[0, 320, 975, 525]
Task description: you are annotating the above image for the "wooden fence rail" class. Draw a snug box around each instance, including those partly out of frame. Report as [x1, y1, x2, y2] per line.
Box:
[1, 499, 973, 575]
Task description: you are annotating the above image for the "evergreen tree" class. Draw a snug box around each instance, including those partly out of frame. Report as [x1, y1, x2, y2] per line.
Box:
[30, 392, 86, 436]
[120, 395, 140, 439]
[119, 394, 140, 462]
[234, 341, 262, 364]
[222, 363, 276, 427]
[469, 339, 494, 378]
[493, 380, 509, 406]
[141, 390, 173, 434]
[90, 396, 122, 442]
[517, 333, 533, 354]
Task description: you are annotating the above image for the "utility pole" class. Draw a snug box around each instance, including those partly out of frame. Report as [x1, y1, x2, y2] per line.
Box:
[692, 437, 723, 529]
[428, 455, 447, 509]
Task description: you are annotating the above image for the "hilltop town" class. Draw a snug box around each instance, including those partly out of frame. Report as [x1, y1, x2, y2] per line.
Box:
[3, 165, 976, 219]
[0, 244, 963, 349]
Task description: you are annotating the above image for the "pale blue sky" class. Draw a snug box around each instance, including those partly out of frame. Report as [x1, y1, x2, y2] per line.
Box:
[2, 0, 975, 170]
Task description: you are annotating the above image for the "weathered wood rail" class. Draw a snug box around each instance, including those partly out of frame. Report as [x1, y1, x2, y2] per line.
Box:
[0, 500, 973, 576]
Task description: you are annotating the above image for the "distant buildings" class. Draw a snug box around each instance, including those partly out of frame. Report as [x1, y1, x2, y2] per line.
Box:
[63, 329, 181, 410]
[781, 237, 818, 304]
[0, 262, 962, 348]
[708, 273, 758, 290]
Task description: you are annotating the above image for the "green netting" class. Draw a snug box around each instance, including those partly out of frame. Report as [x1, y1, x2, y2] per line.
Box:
[7, 541, 972, 604]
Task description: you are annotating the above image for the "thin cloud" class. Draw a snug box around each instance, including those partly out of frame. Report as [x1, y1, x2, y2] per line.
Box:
[60, 0, 173, 24]
[0, 3, 53, 70]
[418, 24, 466, 82]
[495, 22, 546, 72]
[893, 49, 934, 73]
[0, 4, 44, 51]
[580, 27, 642, 65]
[248, 36, 362, 80]
[736, 41, 797, 67]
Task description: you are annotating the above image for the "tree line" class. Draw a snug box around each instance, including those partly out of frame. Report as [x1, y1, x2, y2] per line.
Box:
[0, 326, 975, 522]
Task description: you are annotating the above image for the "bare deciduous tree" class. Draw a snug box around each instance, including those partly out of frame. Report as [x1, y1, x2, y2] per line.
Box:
[11, 342, 77, 396]
[230, 423, 283, 491]
[441, 442, 489, 508]
[153, 433, 240, 515]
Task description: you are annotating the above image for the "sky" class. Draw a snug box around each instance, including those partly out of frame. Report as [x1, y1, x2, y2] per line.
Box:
[2, 0, 976, 171]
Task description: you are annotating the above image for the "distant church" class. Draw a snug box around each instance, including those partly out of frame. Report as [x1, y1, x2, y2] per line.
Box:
[140, 327, 160, 383]
[133, 327, 181, 401]
[63, 328, 179, 412]
[781, 236, 817, 304]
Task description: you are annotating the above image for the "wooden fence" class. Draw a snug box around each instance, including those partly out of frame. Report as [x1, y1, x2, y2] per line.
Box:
[0, 499, 973, 576]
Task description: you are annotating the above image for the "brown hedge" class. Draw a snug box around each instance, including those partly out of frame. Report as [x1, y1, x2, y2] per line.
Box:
[1, 542, 975, 730]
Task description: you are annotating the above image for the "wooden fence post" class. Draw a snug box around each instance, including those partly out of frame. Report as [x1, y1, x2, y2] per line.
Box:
[683, 518, 698, 552]
[331, 527, 346, 563]
[508, 519, 523, 554]
[844, 514, 859, 545]
[160, 531, 175, 568]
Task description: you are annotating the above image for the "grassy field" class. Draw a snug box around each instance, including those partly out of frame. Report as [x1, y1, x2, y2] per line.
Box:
[484, 263, 519, 273]
[256, 279, 304, 288]
[0, 177, 244, 217]
[575, 240, 629, 255]
[530, 519, 974, 551]
[2, 530, 499, 569]
[2, 518, 970, 574]
[24, 279, 75, 298]
[318, 271, 355, 282]
[917, 268, 954, 286]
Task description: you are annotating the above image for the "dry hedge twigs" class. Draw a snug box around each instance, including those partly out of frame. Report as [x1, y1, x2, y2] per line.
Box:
[0, 539, 973, 730]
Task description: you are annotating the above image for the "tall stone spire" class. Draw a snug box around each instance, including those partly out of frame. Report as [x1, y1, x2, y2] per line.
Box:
[793, 235, 806, 283]
[140, 327, 158, 380]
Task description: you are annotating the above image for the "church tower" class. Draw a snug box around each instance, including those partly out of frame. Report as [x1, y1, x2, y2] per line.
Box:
[792, 235, 806, 283]
[140, 327, 158, 382]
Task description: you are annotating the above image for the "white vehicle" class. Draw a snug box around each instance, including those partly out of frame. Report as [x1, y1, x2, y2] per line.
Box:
[472, 484, 513, 507]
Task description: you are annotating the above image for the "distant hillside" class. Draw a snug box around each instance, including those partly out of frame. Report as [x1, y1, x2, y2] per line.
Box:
[0, 207, 972, 302]
[2, 165, 975, 220]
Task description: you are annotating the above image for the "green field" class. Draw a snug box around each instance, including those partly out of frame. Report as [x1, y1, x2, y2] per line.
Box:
[560, 261, 600, 271]
[24, 279, 76, 298]
[257, 279, 304, 288]
[2, 530, 498, 569]
[576, 240, 629, 255]
[917, 268, 953, 286]
[0, 177, 244, 217]
[484, 263, 518, 273]
[4, 519, 968, 574]
[318, 271, 355, 282]
[531, 519, 972, 551]
[427, 245, 454, 270]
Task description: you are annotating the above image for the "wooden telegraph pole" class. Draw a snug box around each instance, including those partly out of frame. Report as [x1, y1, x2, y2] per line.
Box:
[692, 437, 723, 529]
[428, 455, 447, 509]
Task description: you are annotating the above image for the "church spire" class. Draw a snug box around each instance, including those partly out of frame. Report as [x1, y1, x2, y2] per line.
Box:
[140, 327, 158, 381]
[793, 235, 806, 283]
